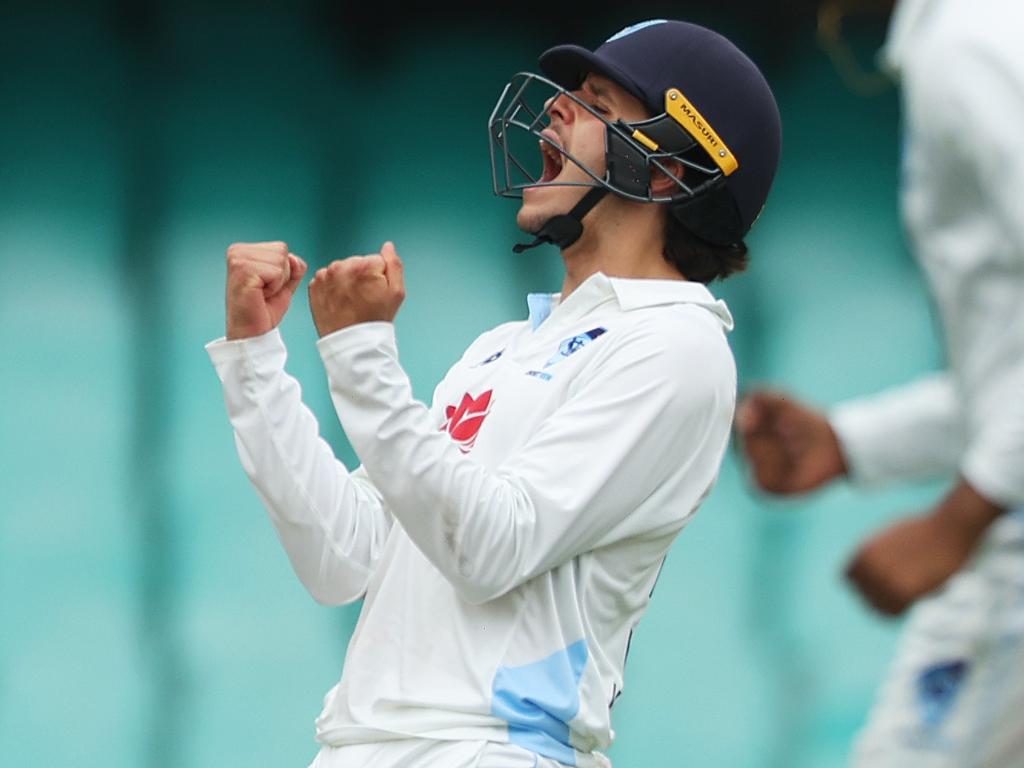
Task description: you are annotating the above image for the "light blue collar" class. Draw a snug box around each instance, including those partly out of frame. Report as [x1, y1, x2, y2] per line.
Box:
[526, 292, 555, 330]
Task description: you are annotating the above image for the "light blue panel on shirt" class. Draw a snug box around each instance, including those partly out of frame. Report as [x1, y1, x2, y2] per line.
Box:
[491, 639, 590, 766]
[527, 293, 555, 330]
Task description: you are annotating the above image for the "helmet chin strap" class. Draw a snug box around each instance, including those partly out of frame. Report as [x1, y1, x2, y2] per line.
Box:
[512, 186, 608, 254]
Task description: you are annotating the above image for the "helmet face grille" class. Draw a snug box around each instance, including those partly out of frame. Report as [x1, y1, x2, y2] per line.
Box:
[487, 72, 725, 204]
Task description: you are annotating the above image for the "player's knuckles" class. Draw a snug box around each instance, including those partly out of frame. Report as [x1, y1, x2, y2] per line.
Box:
[314, 265, 357, 299]
[226, 244, 256, 271]
[247, 240, 288, 254]
[227, 247, 275, 278]
[325, 258, 360, 279]
[344, 255, 383, 279]
[228, 240, 285, 256]
[227, 241, 266, 255]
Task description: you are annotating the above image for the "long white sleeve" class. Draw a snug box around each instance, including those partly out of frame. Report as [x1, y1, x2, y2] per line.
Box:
[316, 316, 733, 606]
[829, 372, 965, 486]
[207, 329, 392, 605]
[869, 8, 1024, 506]
[945, 35, 1024, 507]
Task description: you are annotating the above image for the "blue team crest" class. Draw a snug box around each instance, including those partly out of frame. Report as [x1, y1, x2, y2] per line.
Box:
[544, 327, 607, 368]
[916, 659, 969, 728]
[606, 20, 667, 43]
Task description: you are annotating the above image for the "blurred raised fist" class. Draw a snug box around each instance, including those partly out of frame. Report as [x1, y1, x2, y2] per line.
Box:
[308, 241, 405, 337]
[225, 241, 307, 340]
[736, 389, 848, 495]
[844, 512, 968, 616]
[845, 481, 1003, 616]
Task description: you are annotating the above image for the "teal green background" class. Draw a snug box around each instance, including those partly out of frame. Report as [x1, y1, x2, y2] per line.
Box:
[0, 3, 944, 766]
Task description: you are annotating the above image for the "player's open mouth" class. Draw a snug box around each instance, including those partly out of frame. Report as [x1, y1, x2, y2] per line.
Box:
[539, 130, 565, 183]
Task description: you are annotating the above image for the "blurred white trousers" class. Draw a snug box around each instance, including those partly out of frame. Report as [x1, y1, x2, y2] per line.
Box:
[850, 511, 1024, 768]
[308, 738, 567, 767]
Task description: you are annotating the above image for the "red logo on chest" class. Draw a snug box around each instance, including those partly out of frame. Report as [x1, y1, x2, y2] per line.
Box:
[442, 390, 493, 453]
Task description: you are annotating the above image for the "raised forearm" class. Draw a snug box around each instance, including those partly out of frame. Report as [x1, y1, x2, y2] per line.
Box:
[209, 330, 391, 605]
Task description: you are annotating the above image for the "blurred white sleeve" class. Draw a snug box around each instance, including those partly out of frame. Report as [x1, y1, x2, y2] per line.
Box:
[963, 393, 1024, 508]
[951, 41, 1024, 508]
[829, 372, 965, 486]
[882, 26, 1024, 507]
[206, 328, 392, 606]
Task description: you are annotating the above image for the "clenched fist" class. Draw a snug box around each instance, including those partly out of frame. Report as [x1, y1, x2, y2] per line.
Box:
[225, 241, 308, 340]
[845, 482, 1003, 616]
[308, 241, 406, 337]
[735, 389, 848, 495]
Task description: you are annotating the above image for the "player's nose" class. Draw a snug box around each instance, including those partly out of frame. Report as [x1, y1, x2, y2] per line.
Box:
[544, 91, 574, 126]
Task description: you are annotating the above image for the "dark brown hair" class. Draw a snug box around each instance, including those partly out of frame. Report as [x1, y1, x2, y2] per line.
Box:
[663, 213, 749, 284]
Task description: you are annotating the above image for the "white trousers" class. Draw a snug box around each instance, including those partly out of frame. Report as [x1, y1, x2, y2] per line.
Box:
[308, 739, 569, 768]
[850, 512, 1024, 768]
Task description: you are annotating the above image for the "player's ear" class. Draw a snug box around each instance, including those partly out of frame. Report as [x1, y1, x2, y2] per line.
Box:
[650, 159, 684, 197]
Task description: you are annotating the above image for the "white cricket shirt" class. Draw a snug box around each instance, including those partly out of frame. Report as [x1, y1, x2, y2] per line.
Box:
[208, 271, 736, 767]
[830, 0, 1024, 507]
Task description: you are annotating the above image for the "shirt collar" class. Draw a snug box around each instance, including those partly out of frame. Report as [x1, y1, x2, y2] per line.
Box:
[527, 272, 615, 330]
[526, 271, 734, 331]
[608, 276, 734, 330]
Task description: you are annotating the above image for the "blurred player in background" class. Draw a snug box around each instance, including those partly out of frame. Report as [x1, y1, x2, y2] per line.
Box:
[738, 0, 1024, 765]
[209, 19, 780, 768]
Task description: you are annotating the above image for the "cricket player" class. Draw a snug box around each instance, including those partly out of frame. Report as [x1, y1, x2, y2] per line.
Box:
[738, 0, 1024, 765]
[209, 20, 780, 767]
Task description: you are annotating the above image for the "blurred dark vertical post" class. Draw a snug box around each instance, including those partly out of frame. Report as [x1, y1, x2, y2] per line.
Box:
[310, 0, 386, 653]
[310, 1, 360, 281]
[113, 0, 185, 765]
[308, 0, 366, 366]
